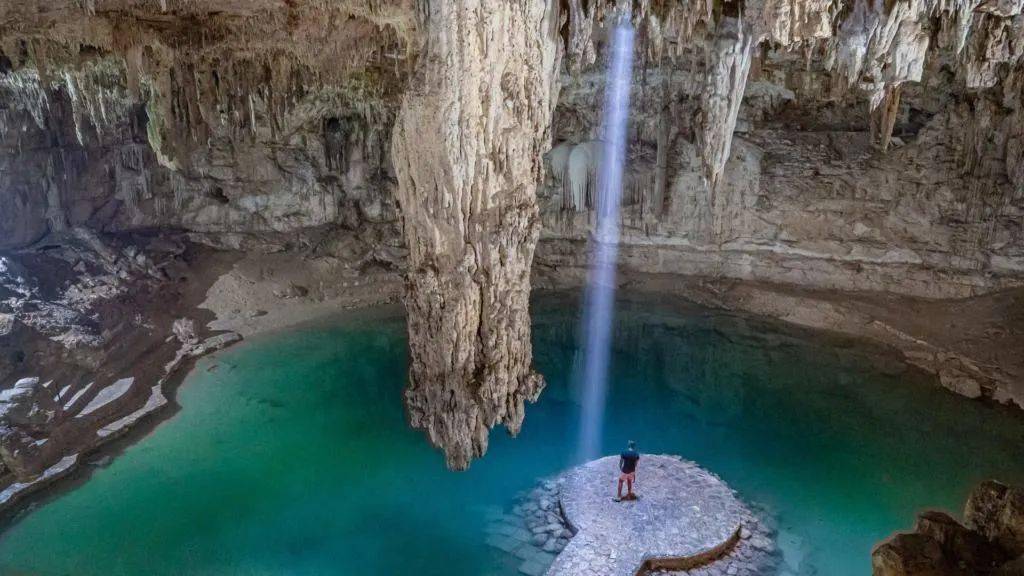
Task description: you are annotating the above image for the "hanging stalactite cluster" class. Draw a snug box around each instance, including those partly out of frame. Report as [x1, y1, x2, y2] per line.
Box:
[551, 0, 1021, 193]
[0, 0, 417, 249]
[0, 0, 417, 166]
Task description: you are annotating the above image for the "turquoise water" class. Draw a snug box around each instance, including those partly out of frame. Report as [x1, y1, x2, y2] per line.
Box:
[1, 293, 1023, 575]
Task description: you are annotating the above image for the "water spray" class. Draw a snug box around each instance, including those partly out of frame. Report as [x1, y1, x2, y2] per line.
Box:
[575, 14, 635, 462]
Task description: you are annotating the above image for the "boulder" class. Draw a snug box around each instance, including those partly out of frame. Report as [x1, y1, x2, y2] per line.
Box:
[871, 533, 955, 576]
[916, 510, 1008, 571]
[966, 481, 1024, 557]
[938, 368, 983, 399]
[999, 492, 1024, 557]
[916, 511, 969, 545]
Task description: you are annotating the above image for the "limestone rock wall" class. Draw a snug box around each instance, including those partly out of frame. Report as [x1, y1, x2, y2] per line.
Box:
[538, 0, 1024, 300]
[390, 0, 561, 470]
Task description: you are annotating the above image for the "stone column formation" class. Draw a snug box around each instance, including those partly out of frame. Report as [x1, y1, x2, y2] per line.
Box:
[391, 0, 561, 470]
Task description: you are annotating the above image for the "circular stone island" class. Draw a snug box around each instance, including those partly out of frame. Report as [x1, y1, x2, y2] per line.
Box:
[546, 455, 755, 576]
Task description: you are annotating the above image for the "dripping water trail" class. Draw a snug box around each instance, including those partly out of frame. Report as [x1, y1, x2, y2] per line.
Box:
[576, 17, 635, 463]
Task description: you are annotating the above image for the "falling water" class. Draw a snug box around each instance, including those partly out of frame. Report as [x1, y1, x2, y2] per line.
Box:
[576, 16, 635, 462]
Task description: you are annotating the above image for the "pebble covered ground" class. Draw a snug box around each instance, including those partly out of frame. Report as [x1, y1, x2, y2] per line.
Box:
[483, 455, 780, 576]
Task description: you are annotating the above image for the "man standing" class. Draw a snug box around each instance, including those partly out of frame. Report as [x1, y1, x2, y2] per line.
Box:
[616, 441, 640, 501]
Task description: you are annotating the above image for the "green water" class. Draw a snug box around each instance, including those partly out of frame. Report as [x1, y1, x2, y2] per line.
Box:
[1, 293, 1023, 576]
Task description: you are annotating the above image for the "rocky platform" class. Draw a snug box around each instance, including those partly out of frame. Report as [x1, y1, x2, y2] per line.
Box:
[547, 455, 748, 576]
[485, 456, 777, 576]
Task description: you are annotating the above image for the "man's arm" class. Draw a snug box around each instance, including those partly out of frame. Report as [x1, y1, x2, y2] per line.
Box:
[619, 456, 625, 472]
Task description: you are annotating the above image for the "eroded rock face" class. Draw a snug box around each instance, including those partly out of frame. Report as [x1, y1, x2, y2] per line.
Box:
[391, 0, 561, 470]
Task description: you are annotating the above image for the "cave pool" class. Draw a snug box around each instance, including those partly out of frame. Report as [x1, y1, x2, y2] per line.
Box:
[1, 292, 1023, 576]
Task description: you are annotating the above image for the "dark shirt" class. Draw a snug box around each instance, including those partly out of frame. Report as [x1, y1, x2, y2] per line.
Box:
[620, 450, 640, 474]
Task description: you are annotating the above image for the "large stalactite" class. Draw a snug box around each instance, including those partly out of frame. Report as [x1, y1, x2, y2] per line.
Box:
[390, 0, 561, 470]
[697, 16, 755, 192]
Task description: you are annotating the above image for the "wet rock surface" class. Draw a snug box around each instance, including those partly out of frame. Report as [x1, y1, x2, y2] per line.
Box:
[0, 217, 404, 515]
[536, 270, 1024, 410]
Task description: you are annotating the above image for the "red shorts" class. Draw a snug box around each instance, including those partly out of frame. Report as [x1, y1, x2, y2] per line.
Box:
[620, 472, 636, 482]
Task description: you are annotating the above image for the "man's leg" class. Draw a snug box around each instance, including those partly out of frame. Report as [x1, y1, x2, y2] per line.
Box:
[626, 474, 634, 496]
[617, 477, 624, 499]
